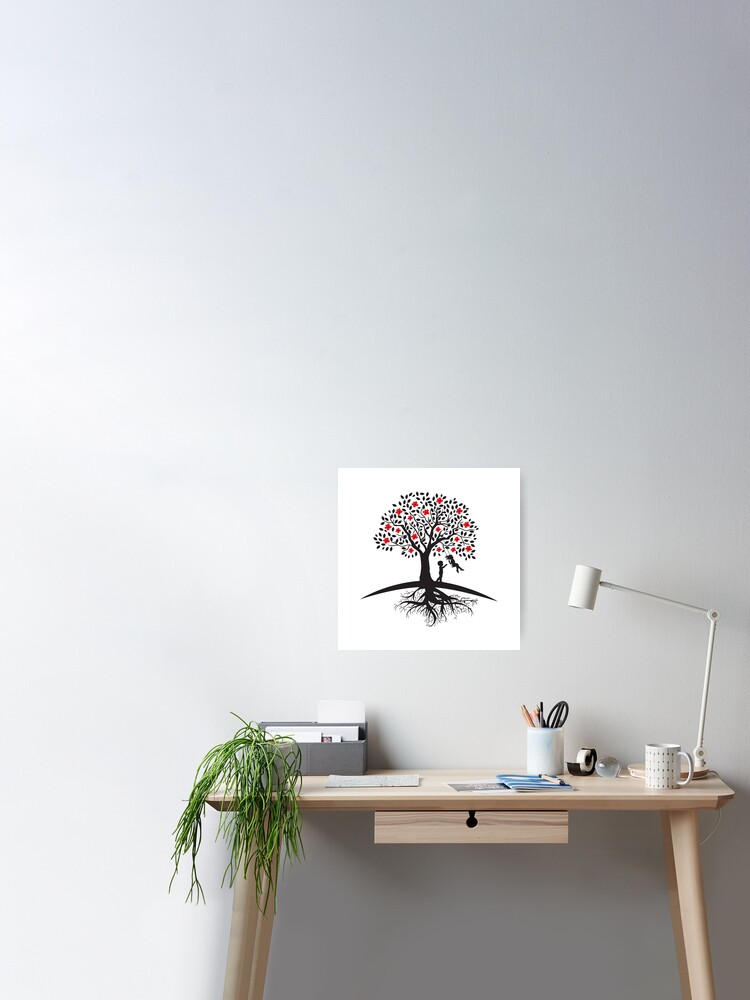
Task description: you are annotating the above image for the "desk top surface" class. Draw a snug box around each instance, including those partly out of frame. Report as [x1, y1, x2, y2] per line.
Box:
[208, 770, 734, 813]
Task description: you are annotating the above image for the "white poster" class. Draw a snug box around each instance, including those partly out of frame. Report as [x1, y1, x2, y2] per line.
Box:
[338, 468, 520, 651]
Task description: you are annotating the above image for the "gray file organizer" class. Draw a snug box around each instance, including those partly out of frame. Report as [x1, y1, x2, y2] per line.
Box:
[262, 722, 368, 776]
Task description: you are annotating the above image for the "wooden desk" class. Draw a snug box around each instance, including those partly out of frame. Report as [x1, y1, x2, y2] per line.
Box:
[209, 770, 734, 1000]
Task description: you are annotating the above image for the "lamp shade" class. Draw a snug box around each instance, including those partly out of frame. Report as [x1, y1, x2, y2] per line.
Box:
[569, 565, 602, 610]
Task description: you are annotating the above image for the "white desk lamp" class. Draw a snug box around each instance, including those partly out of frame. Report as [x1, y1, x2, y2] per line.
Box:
[568, 564, 720, 771]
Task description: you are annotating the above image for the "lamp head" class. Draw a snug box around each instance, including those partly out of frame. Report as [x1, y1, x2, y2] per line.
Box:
[569, 565, 603, 610]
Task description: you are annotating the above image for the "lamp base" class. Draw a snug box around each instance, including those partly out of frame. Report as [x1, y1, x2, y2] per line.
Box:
[627, 762, 710, 781]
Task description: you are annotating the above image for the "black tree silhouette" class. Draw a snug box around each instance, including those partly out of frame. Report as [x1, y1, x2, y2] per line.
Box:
[362, 491, 495, 626]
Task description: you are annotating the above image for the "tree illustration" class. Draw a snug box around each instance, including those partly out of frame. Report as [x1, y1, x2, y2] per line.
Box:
[362, 491, 495, 626]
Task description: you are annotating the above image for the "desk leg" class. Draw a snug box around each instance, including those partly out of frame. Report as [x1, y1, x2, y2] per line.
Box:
[661, 811, 715, 1000]
[222, 874, 275, 1000]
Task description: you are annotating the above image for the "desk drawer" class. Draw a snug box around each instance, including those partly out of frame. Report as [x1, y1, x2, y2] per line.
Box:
[374, 810, 568, 844]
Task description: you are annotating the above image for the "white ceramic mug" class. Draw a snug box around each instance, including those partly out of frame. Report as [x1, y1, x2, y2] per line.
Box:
[527, 728, 564, 776]
[645, 743, 694, 789]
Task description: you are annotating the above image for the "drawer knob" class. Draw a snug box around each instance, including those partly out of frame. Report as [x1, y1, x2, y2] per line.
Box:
[466, 810, 478, 829]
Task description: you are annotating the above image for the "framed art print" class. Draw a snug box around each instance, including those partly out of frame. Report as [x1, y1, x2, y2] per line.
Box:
[338, 468, 520, 650]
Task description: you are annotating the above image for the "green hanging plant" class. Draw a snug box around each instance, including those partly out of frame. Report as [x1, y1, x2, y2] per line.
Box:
[171, 715, 303, 912]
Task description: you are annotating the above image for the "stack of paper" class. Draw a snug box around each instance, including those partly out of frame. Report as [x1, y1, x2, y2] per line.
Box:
[325, 774, 419, 788]
[264, 724, 360, 743]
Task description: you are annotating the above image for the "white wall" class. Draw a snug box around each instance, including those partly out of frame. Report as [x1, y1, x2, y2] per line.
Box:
[2, 3, 748, 997]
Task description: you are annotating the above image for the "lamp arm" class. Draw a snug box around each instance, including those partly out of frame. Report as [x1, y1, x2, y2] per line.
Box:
[600, 580, 720, 769]
[600, 580, 709, 616]
[694, 611, 720, 769]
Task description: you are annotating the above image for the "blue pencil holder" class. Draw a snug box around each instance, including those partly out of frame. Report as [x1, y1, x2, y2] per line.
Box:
[527, 728, 564, 775]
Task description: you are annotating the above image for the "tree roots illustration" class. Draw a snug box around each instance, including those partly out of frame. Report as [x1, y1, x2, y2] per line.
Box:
[394, 585, 478, 627]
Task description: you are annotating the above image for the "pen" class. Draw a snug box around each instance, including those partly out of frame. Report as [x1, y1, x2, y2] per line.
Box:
[539, 701, 545, 728]
[539, 774, 564, 784]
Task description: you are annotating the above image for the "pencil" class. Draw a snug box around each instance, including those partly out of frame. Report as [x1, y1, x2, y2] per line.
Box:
[520, 705, 535, 728]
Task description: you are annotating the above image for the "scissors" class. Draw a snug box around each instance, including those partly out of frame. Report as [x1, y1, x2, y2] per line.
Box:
[544, 701, 569, 729]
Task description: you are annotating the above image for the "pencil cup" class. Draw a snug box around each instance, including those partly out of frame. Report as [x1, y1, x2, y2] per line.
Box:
[527, 728, 564, 776]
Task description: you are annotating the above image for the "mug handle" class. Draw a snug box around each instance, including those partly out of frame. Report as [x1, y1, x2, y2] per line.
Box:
[676, 750, 694, 786]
